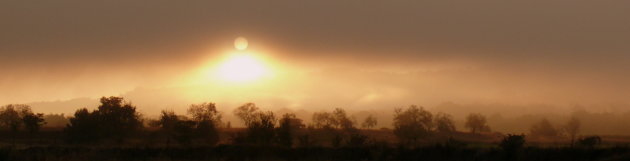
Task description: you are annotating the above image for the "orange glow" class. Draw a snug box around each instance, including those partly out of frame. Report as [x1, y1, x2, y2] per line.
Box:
[214, 52, 270, 83]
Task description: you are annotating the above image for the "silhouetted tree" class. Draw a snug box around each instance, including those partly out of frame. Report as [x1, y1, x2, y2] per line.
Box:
[64, 96, 142, 143]
[434, 112, 456, 133]
[22, 112, 45, 133]
[312, 112, 335, 129]
[234, 103, 259, 125]
[500, 134, 526, 150]
[500, 134, 526, 160]
[393, 105, 433, 146]
[188, 102, 221, 145]
[311, 108, 355, 131]
[0, 104, 42, 144]
[0, 104, 29, 133]
[154, 110, 181, 145]
[465, 113, 490, 134]
[188, 102, 222, 123]
[277, 113, 303, 147]
[332, 108, 355, 131]
[233, 103, 279, 144]
[530, 118, 559, 138]
[65, 108, 100, 143]
[361, 114, 378, 129]
[172, 120, 196, 145]
[564, 116, 580, 147]
[246, 111, 276, 144]
[96, 96, 143, 141]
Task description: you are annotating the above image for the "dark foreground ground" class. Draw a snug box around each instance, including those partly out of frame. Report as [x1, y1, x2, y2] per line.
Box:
[2, 128, 630, 161]
[2, 145, 630, 161]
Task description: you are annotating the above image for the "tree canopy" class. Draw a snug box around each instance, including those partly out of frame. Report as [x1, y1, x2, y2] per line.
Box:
[393, 105, 433, 145]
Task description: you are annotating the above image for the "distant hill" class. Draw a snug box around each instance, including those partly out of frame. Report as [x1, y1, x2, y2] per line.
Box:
[27, 97, 99, 115]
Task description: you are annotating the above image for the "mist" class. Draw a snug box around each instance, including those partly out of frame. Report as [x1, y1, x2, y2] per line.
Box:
[2, 0, 630, 134]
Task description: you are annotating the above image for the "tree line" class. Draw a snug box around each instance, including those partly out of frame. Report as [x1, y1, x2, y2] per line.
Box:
[0, 96, 599, 148]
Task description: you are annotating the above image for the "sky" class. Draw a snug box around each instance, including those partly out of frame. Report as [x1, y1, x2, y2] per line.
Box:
[1, 0, 630, 120]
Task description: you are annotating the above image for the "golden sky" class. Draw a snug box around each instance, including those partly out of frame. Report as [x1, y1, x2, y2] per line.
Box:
[1, 0, 630, 116]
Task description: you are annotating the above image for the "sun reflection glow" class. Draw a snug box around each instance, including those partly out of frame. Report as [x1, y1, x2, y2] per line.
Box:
[215, 52, 269, 82]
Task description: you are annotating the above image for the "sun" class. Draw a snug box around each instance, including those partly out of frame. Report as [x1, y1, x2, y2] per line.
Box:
[234, 37, 248, 51]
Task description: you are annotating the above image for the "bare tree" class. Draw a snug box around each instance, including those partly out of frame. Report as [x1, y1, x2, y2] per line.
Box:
[361, 115, 378, 129]
[564, 117, 580, 147]
[465, 113, 490, 134]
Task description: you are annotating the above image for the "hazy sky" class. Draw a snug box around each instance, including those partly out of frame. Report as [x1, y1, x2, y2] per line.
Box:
[2, 0, 630, 116]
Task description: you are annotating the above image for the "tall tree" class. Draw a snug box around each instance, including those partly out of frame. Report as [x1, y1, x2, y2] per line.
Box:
[22, 112, 45, 133]
[277, 113, 303, 147]
[361, 115, 378, 129]
[0, 104, 45, 133]
[233, 103, 259, 126]
[155, 110, 181, 145]
[564, 117, 581, 147]
[465, 113, 490, 134]
[332, 108, 355, 130]
[393, 105, 433, 146]
[188, 102, 222, 123]
[96, 96, 143, 141]
[312, 112, 335, 129]
[64, 108, 99, 143]
[0, 105, 24, 133]
[188, 102, 222, 145]
[64, 96, 142, 143]
[246, 111, 277, 144]
[434, 112, 456, 133]
[233, 103, 277, 145]
[0, 104, 44, 144]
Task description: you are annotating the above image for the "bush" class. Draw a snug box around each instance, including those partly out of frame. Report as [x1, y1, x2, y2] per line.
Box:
[577, 136, 601, 148]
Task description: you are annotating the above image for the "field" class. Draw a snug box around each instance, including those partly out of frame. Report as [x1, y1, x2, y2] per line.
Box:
[1, 128, 630, 161]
